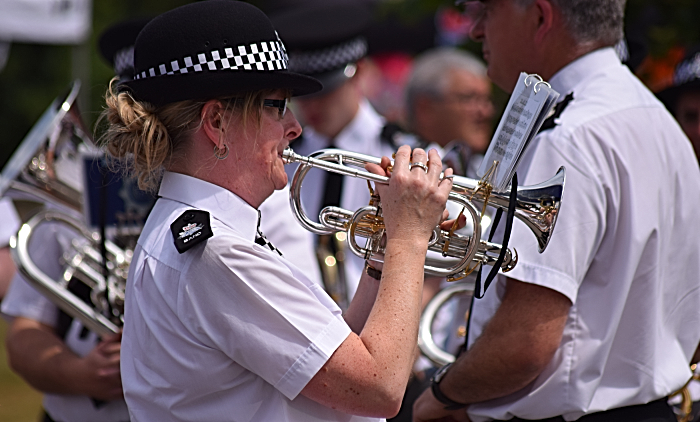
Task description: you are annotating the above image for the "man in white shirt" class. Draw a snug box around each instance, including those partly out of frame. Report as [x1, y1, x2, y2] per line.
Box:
[272, 1, 399, 305]
[0, 197, 19, 299]
[413, 1, 700, 421]
[404, 47, 495, 178]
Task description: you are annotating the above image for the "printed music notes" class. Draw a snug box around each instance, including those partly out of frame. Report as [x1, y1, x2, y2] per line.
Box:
[478, 73, 559, 192]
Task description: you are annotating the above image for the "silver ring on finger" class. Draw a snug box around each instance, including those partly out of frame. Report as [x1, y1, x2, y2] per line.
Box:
[410, 162, 428, 173]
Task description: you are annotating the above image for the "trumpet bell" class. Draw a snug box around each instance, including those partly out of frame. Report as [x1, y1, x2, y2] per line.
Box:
[0, 80, 97, 210]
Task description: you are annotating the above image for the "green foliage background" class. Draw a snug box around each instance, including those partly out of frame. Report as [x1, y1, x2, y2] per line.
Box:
[0, 0, 699, 168]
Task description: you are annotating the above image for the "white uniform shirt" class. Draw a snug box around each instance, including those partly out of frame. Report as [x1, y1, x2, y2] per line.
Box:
[259, 186, 322, 286]
[467, 48, 700, 421]
[1, 218, 130, 422]
[121, 172, 382, 422]
[285, 100, 395, 299]
[0, 197, 20, 245]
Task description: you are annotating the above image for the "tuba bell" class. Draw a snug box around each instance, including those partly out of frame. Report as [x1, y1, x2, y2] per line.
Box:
[0, 80, 97, 210]
[3, 80, 131, 337]
[283, 147, 565, 281]
[418, 282, 475, 366]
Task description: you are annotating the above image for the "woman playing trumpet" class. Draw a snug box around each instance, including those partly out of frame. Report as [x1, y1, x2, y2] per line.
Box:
[100, 1, 462, 421]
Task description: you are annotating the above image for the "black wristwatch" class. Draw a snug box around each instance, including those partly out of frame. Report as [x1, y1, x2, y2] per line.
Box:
[430, 363, 468, 410]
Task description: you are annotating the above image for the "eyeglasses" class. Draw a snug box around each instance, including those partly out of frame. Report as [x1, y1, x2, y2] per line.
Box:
[263, 98, 287, 118]
[441, 92, 493, 108]
[455, 0, 486, 23]
[225, 97, 288, 118]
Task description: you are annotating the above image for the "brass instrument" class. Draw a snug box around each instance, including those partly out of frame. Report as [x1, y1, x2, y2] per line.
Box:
[418, 282, 474, 366]
[283, 147, 565, 281]
[11, 210, 127, 337]
[3, 80, 130, 337]
[0, 80, 97, 211]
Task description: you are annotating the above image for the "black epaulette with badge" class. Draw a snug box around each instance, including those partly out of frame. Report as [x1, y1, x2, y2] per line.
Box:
[170, 210, 213, 253]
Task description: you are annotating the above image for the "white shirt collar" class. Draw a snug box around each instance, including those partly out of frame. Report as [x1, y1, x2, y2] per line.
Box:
[548, 47, 621, 97]
[158, 171, 259, 241]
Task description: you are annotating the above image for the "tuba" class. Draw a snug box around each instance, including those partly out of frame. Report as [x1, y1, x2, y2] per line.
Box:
[3, 80, 130, 337]
[283, 148, 565, 281]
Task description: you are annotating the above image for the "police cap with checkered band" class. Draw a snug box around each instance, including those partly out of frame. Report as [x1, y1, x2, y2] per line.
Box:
[269, 0, 373, 95]
[122, 0, 322, 107]
[98, 16, 152, 82]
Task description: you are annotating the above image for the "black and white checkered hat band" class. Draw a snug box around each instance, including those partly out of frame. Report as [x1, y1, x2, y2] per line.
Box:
[133, 39, 288, 80]
[288, 37, 367, 75]
[114, 46, 135, 77]
[674, 53, 700, 86]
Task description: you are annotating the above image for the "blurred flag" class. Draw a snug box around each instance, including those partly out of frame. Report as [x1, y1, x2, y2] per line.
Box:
[0, 0, 92, 44]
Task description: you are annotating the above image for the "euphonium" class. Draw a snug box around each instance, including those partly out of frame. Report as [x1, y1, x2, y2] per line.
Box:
[283, 148, 565, 281]
[11, 210, 127, 338]
[0, 80, 97, 211]
[3, 80, 131, 338]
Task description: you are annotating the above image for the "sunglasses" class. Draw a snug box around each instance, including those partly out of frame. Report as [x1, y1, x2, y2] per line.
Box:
[263, 98, 288, 118]
[225, 97, 288, 118]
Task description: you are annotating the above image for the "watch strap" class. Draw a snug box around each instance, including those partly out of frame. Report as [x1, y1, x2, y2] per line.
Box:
[431, 366, 468, 410]
[364, 261, 382, 280]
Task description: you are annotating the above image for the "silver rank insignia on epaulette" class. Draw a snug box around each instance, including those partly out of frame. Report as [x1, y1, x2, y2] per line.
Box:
[170, 210, 213, 253]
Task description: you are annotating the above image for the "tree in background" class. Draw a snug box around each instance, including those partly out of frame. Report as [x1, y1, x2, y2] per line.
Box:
[1, 0, 698, 169]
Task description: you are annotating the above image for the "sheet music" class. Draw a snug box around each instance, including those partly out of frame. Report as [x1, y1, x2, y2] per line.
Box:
[478, 73, 560, 192]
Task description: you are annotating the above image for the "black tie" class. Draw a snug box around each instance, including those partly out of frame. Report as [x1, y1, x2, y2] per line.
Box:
[318, 142, 344, 217]
[442, 143, 470, 177]
[255, 211, 282, 256]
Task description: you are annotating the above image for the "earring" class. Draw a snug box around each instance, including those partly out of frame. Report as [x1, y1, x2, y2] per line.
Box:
[214, 143, 229, 160]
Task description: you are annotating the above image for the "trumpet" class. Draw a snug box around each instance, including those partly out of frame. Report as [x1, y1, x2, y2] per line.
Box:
[283, 148, 565, 281]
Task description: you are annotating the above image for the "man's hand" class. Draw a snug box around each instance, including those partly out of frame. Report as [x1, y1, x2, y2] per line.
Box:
[77, 331, 124, 401]
[413, 388, 470, 422]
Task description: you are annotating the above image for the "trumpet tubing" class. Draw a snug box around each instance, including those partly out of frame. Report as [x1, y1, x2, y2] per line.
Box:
[284, 148, 564, 280]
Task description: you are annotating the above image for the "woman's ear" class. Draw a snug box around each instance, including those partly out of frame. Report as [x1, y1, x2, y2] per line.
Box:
[201, 100, 225, 147]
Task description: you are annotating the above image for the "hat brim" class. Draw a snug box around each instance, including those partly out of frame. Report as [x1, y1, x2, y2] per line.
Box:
[657, 79, 700, 112]
[122, 70, 322, 106]
[296, 65, 356, 98]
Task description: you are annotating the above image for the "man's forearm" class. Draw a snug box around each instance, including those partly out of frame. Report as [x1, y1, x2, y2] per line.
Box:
[7, 318, 88, 395]
[438, 279, 571, 405]
[439, 330, 548, 405]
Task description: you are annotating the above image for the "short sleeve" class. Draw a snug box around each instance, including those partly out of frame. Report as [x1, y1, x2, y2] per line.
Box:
[2, 272, 58, 326]
[0, 198, 20, 246]
[1, 218, 78, 326]
[178, 233, 351, 400]
[504, 128, 607, 303]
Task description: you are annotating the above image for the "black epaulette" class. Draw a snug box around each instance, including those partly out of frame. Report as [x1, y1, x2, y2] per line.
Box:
[538, 92, 574, 133]
[170, 210, 213, 253]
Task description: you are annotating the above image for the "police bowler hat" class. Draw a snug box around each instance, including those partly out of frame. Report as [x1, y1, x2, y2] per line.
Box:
[98, 17, 152, 82]
[123, 0, 322, 107]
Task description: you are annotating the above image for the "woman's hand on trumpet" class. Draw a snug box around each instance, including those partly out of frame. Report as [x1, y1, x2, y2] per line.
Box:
[365, 146, 457, 246]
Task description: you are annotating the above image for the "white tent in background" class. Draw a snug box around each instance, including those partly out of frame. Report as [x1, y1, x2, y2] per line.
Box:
[0, 0, 92, 44]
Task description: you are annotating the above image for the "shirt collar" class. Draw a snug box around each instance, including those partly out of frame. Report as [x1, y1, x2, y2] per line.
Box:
[158, 171, 259, 241]
[548, 47, 621, 98]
